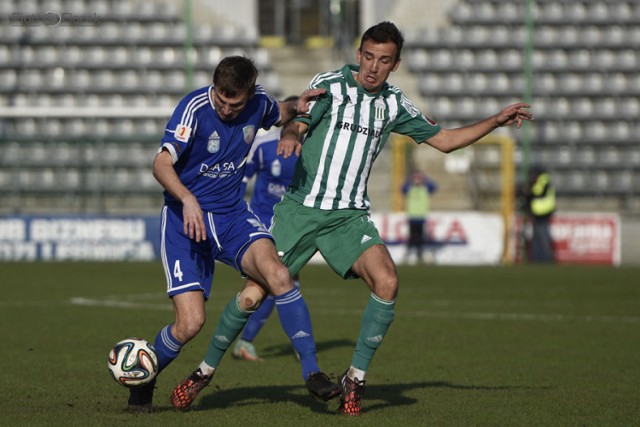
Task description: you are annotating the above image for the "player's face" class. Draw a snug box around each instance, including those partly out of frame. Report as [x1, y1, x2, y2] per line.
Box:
[355, 40, 400, 93]
[212, 88, 251, 121]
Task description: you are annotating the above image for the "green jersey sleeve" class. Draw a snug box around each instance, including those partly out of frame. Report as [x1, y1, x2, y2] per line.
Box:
[391, 93, 441, 144]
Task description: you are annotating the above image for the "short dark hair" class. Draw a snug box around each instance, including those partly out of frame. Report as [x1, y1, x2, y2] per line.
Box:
[359, 21, 404, 61]
[213, 56, 258, 97]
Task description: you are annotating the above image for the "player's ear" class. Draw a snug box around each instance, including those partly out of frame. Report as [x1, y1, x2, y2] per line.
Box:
[392, 58, 401, 72]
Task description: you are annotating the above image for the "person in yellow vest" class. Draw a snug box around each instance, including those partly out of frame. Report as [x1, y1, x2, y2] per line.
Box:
[402, 170, 438, 264]
[525, 165, 556, 262]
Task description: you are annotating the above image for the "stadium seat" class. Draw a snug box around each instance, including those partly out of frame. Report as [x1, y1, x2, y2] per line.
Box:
[616, 50, 637, 70]
[587, 2, 610, 22]
[417, 74, 440, 95]
[57, 169, 81, 190]
[538, 2, 565, 23]
[94, 119, 112, 137]
[0, 69, 17, 89]
[571, 98, 594, 119]
[498, 49, 522, 69]
[442, 73, 465, 93]
[593, 97, 617, 118]
[583, 121, 608, 142]
[475, 49, 498, 69]
[565, 2, 588, 23]
[609, 121, 631, 141]
[583, 73, 604, 94]
[73, 69, 92, 90]
[574, 146, 596, 167]
[93, 70, 116, 90]
[119, 70, 140, 90]
[60, 46, 82, 65]
[618, 98, 640, 119]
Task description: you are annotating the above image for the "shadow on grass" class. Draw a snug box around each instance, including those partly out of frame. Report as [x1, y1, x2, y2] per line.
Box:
[188, 380, 551, 415]
[260, 338, 354, 358]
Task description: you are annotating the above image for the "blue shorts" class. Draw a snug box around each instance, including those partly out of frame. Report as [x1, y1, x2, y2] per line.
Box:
[160, 203, 272, 299]
[248, 201, 277, 230]
[252, 208, 275, 230]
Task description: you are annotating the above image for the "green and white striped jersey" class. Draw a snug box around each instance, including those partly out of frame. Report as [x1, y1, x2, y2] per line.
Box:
[287, 64, 441, 211]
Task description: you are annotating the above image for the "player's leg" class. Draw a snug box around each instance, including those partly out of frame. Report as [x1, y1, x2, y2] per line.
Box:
[171, 280, 266, 411]
[132, 205, 212, 413]
[154, 291, 207, 368]
[242, 239, 337, 395]
[170, 207, 274, 411]
[317, 212, 396, 415]
[340, 244, 397, 415]
[233, 292, 275, 361]
[268, 200, 341, 400]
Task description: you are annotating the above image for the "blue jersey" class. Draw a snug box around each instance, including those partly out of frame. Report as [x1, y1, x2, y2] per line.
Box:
[242, 130, 299, 227]
[160, 85, 280, 213]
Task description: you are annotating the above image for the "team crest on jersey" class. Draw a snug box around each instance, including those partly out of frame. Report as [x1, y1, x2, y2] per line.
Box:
[207, 131, 221, 153]
[243, 125, 255, 144]
[374, 99, 386, 120]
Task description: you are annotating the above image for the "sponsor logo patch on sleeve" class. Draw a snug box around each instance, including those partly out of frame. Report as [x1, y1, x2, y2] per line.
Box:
[175, 124, 192, 142]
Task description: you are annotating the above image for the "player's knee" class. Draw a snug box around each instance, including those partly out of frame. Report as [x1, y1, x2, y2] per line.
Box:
[175, 313, 205, 341]
[268, 264, 293, 295]
[374, 272, 399, 301]
[238, 286, 266, 311]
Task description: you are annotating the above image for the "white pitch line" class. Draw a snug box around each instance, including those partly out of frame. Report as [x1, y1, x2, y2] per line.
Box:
[400, 310, 640, 324]
[311, 308, 640, 324]
[67, 296, 640, 324]
[70, 297, 173, 311]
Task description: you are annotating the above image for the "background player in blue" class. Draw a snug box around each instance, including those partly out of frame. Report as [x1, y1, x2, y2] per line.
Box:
[126, 56, 339, 413]
[232, 97, 302, 362]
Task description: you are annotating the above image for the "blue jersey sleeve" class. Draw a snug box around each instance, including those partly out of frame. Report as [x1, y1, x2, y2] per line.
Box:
[160, 88, 209, 163]
[256, 86, 280, 130]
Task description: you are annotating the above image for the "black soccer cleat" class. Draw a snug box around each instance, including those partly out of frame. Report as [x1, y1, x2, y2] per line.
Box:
[305, 371, 341, 401]
[127, 378, 156, 413]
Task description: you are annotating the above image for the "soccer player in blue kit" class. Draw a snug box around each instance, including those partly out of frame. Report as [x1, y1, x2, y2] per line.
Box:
[231, 97, 302, 362]
[127, 57, 339, 413]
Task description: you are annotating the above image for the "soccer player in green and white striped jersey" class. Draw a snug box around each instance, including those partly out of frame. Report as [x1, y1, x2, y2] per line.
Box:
[256, 21, 532, 415]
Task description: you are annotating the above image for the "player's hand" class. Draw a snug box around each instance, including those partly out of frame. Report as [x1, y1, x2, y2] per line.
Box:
[297, 88, 326, 113]
[277, 133, 302, 158]
[182, 194, 206, 242]
[495, 103, 533, 128]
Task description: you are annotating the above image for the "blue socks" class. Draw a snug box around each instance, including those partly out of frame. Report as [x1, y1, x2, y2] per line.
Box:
[275, 287, 318, 380]
[153, 324, 183, 372]
[241, 295, 275, 342]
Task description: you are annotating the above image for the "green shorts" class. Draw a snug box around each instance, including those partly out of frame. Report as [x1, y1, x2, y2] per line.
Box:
[271, 195, 384, 279]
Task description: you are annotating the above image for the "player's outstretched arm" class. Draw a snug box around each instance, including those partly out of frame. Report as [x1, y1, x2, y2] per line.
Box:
[425, 103, 533, 153]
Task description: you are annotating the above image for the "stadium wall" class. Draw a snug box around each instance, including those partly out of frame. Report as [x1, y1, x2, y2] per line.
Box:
[0, 212, 628, 266]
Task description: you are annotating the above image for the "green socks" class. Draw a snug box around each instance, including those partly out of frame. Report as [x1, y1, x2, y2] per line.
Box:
[351, 293, 395, 371]
[204, 294, 252, 368]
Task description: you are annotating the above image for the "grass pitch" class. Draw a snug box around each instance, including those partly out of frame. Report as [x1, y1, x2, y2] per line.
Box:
[1, 262, 638, 426]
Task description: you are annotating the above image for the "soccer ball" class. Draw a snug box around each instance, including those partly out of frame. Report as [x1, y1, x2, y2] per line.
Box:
[107, 337, 159, 387]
